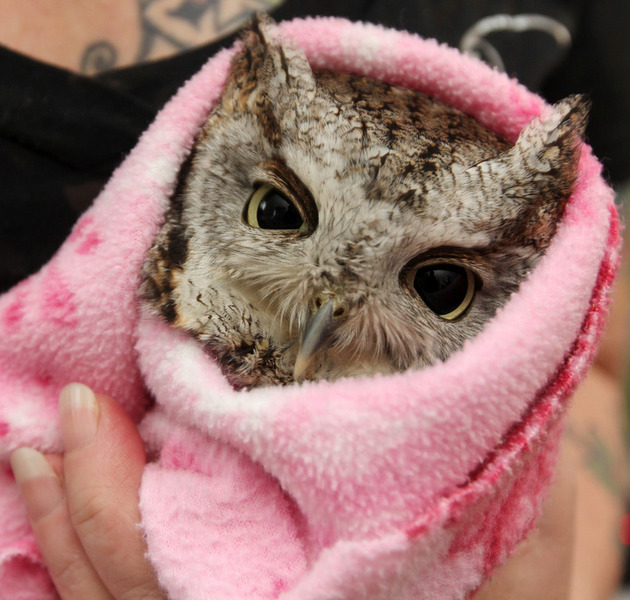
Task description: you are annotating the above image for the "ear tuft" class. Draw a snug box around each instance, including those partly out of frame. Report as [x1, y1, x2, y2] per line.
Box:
[514, 94, 589, 178]
[460, 96, 590, 249]
[220, 13, 316, 121]
[549, 94, 590, 144]
[248, 12, 281, 45]
[236, 12, 279, 58]
[500, 95, 590, 248]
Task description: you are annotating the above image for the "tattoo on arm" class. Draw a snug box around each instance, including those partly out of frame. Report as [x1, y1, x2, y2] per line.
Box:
[566, 424, 627, 498]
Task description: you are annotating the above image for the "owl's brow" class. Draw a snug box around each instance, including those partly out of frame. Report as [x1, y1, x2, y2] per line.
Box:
[404, 245, 496, 270]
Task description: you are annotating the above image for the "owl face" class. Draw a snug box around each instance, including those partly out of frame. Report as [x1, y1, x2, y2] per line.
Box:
[142, 18, 587, 387]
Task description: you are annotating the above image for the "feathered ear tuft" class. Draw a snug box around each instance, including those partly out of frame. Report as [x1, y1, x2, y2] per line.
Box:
[512, 94, 589, 188]
[503, 94, 589, 247]
[460, 95, 589, 249]
[220, 14, 316, 123]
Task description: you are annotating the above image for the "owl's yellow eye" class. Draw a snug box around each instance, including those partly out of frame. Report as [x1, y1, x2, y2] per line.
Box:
[413, 264, 475, 320]
[245, 183, 306, 231]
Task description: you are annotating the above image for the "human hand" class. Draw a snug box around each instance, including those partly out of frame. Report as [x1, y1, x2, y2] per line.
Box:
[10, 383, 165, 600]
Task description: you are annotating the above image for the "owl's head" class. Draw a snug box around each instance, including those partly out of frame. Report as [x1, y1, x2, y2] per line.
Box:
[143, 17, 588, 385]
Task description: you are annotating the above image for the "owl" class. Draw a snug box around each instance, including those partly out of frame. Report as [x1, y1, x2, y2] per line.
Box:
[142, 17, 587, 390]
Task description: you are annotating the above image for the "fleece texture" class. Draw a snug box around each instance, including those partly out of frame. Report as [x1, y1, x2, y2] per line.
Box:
[0, 17, 620, 600]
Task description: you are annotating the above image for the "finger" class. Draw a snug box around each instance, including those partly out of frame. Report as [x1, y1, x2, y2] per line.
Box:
[44, 452, 64, 477]
[10, 447, 114, 600]
[59, 383, 165, 600]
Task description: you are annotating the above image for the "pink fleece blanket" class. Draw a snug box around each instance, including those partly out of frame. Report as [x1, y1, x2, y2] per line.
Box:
[0, 17, 620, 600]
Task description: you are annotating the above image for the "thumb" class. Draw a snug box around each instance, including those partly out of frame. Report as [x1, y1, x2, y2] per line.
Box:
[59, 383, 163, 599]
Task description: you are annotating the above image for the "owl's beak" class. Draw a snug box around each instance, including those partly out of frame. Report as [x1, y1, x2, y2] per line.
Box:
[293, 299, 337, 380]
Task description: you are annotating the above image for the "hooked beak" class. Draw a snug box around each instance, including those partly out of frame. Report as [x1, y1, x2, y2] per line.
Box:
[293, 299, 337, 380]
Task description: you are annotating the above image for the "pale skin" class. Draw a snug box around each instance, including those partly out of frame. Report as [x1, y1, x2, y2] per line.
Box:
[4, 1, 629, 597]
[0, 0, 283, 74]
[10, 386, 166, 600]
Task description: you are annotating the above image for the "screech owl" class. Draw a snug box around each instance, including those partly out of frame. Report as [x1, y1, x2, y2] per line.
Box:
[142, 17, 587, 390]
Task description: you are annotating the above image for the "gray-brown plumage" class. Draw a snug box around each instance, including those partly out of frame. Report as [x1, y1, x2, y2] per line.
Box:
[142, 17, 587, 389]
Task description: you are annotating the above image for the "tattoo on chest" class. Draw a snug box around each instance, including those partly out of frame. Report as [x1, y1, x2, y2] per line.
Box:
[80, 0, 284, 75]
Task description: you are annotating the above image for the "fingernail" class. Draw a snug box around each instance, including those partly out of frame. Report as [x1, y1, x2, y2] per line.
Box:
[10, 447, 56, 484]
[10, 448, 64, 521]
[59, 383, 99, 451]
